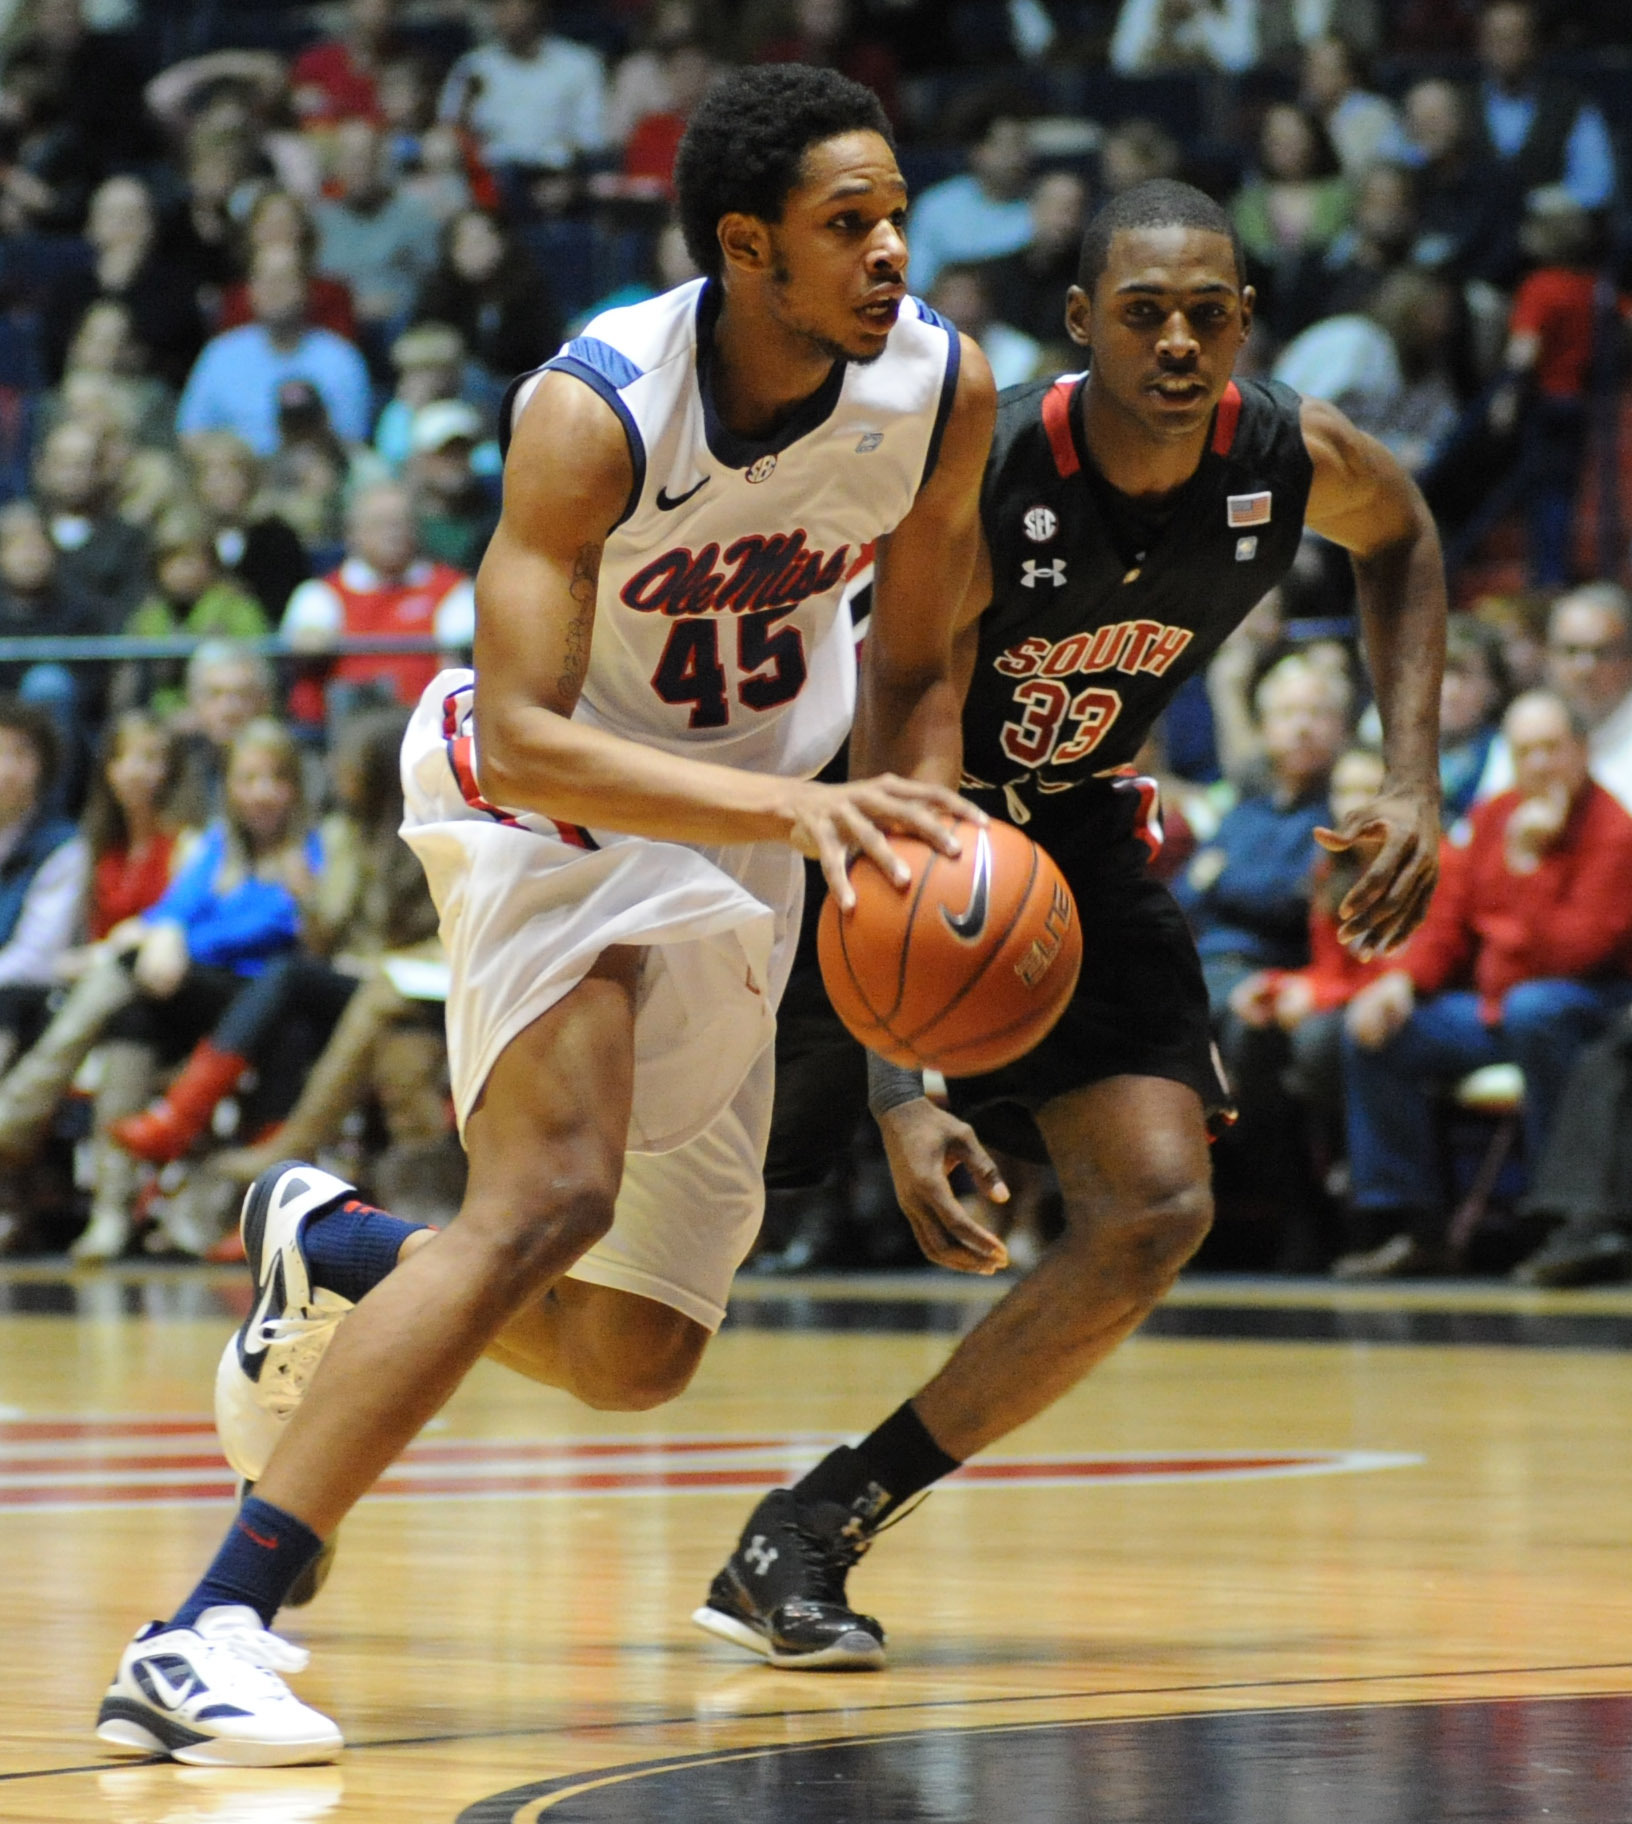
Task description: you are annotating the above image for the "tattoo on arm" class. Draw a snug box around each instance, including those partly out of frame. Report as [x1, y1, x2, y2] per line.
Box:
[558, 541, 600, 702]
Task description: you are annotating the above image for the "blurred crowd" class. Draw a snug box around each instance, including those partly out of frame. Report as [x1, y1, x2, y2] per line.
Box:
[0, 0, 1623, 1277]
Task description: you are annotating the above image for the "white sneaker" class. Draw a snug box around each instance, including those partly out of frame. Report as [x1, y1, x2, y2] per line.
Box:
[96, 1605, 343, 1766]
[215, 1165, 356, 1483]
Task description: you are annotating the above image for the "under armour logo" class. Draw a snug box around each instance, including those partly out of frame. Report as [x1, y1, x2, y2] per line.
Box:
[854, 431, 884, 453]
[744, 1536, 779, 1577]
[1021, 559, 1067, 589]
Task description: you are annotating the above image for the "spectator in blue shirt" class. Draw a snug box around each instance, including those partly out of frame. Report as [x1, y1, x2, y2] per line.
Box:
[907, 109, 1034, 293]
[74, 717, 322, 1259]
[177, 245, 374, 457]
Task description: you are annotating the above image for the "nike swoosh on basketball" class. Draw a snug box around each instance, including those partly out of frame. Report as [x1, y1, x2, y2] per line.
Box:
[942, 828, 992, 941]
[656, 476, 709, 511]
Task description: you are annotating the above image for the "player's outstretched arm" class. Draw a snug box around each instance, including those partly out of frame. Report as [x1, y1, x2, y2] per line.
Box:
[472, 373, 975, 905]
[1302, 397, 1446, 959]
[854, 333, 998, 794]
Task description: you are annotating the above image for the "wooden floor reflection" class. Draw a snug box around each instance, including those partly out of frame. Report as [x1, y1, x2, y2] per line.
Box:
[3, 1268, 1632, 1823]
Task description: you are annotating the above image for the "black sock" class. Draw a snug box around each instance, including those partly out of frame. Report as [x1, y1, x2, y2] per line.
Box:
[793, 1401, 962, 1525]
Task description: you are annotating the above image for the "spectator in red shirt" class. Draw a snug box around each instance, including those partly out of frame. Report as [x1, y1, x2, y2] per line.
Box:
[621, 40, 717, 197]
[290, 0, 403, 127]
[280, 481, 473, 725]
[1338, 689, 1632, 1274]
[1491, 188, 1632, 584]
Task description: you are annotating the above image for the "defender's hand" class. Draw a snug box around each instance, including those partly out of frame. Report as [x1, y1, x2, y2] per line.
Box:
[1315, 783, 1439, 961]
[876, 1096, 1010, 1274]
[787, 774, 985, 910]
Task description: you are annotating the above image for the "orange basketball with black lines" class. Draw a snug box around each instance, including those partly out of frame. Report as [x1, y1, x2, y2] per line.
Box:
[817, 816, 1082, 1076]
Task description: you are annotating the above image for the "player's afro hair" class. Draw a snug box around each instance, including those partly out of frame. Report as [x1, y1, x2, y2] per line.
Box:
[675, 64, 895, 281]
[1076, 179, 1245, 293]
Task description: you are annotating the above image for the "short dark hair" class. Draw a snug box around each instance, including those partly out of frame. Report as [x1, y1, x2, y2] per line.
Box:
[674, 64, 894, 282]
[0, 696, 58, 794]
[1076, 178, 1245, 294]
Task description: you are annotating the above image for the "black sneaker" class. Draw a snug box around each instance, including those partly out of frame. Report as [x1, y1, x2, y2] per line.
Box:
[691, 1488, 885, 1670]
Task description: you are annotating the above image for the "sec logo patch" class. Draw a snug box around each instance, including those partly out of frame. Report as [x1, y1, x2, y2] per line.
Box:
[746, 455, 778, 484]
[1023, 505, 1058, 543]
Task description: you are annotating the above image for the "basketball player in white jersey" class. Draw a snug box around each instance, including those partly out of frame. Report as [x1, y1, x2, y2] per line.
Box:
[95, 66, 1000, 1765]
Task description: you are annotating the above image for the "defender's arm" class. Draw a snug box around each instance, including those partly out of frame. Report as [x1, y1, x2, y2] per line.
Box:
[1301, 396, 1446, 957]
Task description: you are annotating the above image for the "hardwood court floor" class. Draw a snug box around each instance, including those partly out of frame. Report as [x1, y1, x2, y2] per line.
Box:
[3, 1267, 1632, 1822]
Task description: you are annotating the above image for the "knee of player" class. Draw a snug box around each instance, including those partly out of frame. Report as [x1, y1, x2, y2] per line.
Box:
[466, 1178, 619, 1288]
[1065, 1173, 1212, 1291]
[574, 1317, 708, 1412]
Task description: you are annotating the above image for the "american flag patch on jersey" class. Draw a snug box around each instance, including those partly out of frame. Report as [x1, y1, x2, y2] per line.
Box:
[1227, 491, 1272, 527]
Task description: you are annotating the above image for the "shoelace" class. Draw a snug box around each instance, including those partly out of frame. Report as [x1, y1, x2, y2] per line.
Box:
[193, 1611, 311, 1686]
[253, 1294, 350, 1417]
[790, 1491, 932, 1603]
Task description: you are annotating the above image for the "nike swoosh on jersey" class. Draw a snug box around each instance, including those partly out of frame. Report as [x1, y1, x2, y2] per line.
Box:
[655, 476, 709, 511]
[942, 827, 992, 941]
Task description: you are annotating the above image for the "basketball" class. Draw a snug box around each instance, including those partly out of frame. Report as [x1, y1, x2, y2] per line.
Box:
[817, 816, 1082, 1076]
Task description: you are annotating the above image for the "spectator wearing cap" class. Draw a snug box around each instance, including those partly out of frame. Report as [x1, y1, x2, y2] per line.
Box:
[280, 480, 474, 724]
[438, 0, 607, 214]
[907, 108, 1034, 293]
[177, 245, 374, 457]
[407, 401, 499, 571]
[374, 322, 471, 474]
[312, 121, 440, 354]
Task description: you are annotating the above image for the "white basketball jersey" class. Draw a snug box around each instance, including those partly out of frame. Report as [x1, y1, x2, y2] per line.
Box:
[506, 277, 960, 780]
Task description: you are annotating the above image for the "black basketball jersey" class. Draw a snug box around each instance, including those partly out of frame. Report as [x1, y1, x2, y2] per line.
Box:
[962, 372, 1313, 846]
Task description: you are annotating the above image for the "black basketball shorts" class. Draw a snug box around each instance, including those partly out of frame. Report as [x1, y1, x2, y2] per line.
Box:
[945, 838, 1233, 1164]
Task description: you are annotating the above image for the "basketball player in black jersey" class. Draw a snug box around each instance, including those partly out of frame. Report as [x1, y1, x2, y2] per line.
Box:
[696, 179, 1446, 1669]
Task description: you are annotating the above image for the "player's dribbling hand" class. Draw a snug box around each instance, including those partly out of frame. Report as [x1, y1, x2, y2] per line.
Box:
[1314, 782, 1440, 961]
[788, 774, 987, 911]
[875, 1098, 1010, 1275]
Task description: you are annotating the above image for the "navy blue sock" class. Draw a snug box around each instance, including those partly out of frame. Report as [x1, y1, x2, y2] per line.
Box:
[302, 1197, 429, 1305]
[171, 1496, 324, 1630]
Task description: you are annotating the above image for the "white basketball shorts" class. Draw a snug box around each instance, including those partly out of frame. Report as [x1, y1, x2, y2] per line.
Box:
[400, 672, 805, 1330]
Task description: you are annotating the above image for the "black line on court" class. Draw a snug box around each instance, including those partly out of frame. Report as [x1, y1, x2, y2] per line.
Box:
[11, 1662, 1632, 1788]
[453, 1692, 1632, 1823]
